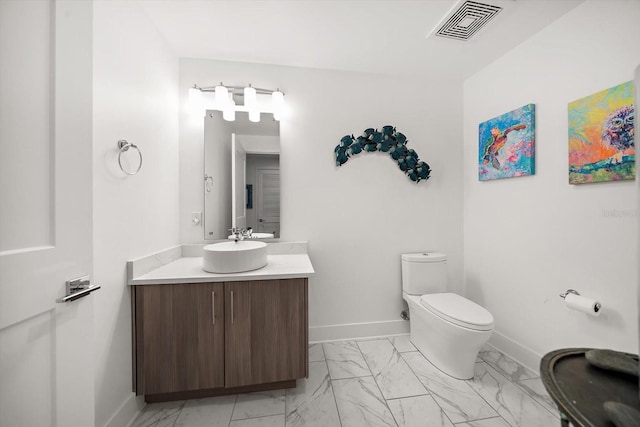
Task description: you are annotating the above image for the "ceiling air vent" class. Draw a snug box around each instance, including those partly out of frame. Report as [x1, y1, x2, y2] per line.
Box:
[433, 0, 502, 41]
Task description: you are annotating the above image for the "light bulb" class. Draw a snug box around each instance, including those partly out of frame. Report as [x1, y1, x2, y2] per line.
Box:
[203, 91, 216, 111]
[271, 90, 284, 119]
[215, 84, 229, 109]
[188, 87, 205, 116]
[272, 90, 284, 106]
[223, 99, 236, 121]
[244, 86, 257, 109]
[249, 110, 260, 122]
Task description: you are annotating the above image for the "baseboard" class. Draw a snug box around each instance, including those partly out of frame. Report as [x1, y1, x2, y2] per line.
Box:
[488, 330, 543, 375]
[102, 393, 145, 427]
[309, 319, 409, 342]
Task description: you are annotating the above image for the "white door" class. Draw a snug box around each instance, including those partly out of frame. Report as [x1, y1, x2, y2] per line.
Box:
[256, 169, 280, 236]
[0, 1, 95, 426]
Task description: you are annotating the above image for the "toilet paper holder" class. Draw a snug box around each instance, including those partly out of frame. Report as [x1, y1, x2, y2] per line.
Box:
[559, 289, 580, 299]
[559, 289, 602, 312]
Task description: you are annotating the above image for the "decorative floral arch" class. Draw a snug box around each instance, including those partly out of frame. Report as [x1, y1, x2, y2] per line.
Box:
[334, 126, 431, 183]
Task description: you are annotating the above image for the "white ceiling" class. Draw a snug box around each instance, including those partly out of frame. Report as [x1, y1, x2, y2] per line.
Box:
[140, 0, 584, 81]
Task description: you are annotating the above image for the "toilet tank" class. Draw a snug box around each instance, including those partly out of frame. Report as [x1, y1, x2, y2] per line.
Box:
[401, 252, 447, 295]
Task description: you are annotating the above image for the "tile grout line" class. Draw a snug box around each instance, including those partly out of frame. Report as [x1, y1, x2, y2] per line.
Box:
[354, 337, 399, 426]
[170, 401, 187, 427]
[479, 351, 540, 382]
[319, 342, 327, 361]
[362, 337, 429, 399]
[465, 361, 510, 423]
[283, 380, 288, 427]
[388, 339, 430, 399]
[398, 351, 457, 427]
[384, 391, 434, 402]
[451, 415, 511, 425]
[227, 394, 239, 427]
[474, 359, 561, 420]
[511, 379, 561, 420]
[465, 361, 523, 427]
[322, 356, 345, 427]
[230, 413, 284, 423]
[323, 340, 370, 381]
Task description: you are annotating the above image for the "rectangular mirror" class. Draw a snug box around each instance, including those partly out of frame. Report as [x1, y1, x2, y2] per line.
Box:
[204, 111, 280, 240]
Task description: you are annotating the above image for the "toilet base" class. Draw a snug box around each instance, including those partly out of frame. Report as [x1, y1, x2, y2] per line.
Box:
[406, 295, 492, 380]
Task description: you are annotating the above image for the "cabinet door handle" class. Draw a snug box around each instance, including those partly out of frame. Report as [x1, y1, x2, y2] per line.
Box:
[211, 291, 215, 325]
[231, 290, 234, 324]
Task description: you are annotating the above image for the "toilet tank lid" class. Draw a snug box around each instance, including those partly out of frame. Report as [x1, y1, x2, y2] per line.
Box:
[401, 252, 446, 263]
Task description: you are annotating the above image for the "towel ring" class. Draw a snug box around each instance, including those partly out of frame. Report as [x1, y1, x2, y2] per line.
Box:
[117, 140, 142, 175]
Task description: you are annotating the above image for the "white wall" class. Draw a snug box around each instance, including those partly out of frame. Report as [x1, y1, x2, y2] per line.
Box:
[463, 0, 640, 370]
[93, 2, 179, 427]
[180, 59, 463, 340]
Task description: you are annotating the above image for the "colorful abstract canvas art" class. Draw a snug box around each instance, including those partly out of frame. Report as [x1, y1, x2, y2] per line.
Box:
[478, 104, 535, 181]
[568, 81, 635, 184]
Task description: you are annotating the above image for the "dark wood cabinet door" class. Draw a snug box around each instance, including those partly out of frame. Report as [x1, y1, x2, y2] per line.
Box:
[225, 278, 308, 387]
[135, 283, 225, 395]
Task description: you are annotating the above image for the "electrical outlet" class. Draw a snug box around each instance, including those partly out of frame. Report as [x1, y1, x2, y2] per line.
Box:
[191, 211, 202, 226]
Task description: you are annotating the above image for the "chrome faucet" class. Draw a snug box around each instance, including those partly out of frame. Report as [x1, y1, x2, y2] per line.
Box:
[229, 227, 253, 241]
[229, 227, 244, 241]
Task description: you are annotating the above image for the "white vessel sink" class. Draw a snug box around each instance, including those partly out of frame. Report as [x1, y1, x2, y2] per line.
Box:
[203, 241, 268, 273]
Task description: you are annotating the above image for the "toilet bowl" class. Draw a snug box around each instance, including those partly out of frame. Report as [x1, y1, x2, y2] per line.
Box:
[404, 292, 493, 379]
[402, 253, 494, 379]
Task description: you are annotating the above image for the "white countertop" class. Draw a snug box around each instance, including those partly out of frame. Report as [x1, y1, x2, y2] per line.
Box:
[129, 253, 315, 285]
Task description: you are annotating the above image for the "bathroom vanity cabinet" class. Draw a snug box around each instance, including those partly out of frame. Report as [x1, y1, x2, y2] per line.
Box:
[132, 278, 308, 402]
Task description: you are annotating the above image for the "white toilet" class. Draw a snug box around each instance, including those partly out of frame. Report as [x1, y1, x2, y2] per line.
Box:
[402, 252, 494, 379]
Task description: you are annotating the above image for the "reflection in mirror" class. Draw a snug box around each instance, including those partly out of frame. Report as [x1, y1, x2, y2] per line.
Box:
[204, 111, 280, 240]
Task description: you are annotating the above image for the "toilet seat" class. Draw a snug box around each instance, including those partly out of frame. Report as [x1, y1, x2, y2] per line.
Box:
[420, 293, 494, 331]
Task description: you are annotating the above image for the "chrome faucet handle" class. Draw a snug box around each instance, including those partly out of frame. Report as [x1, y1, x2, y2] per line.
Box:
[228, 227, 242, 240]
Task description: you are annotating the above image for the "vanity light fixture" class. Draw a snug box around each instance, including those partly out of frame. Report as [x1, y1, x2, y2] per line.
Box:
[189, 83, 285, 122]
[248, 110, 260, 123]
[223, 99, 236, 122]
[244, 85, 257, 109]
[214, 84, 229, 109]
[272, 89, 284, 121]
[188, 86, 205, 116]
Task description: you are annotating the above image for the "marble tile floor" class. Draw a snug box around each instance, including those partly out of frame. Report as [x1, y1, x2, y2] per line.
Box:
[131, 336, 560, 427]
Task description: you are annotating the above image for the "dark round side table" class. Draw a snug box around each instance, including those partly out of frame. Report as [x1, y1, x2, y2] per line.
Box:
[541, 348, 640, 427]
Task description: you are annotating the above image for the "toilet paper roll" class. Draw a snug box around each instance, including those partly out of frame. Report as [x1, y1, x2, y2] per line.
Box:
[565, 293, 602, 317]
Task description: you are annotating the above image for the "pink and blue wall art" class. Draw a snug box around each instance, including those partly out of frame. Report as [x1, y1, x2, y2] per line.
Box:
[478, 104, 536, 181]
[568, 81, 635, 184]
[335, 126, 431, 183]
